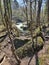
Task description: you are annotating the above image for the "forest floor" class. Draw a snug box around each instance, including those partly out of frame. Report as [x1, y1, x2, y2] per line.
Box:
[0, 25, 49, 65]
[20, 40, 49, 65]
[0, 33, 49, 65]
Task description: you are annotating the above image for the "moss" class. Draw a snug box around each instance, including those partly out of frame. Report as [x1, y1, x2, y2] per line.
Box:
[39, 57, 45, 65]
[15, 41, 32, 58]
[15, 47, 24, 58]
[46, 47, 49, 54]
[15, 36, 44, 58]
[12, 27, 20, 37]
[37, 37, 44, 44]
[33, 27, 41, 37]
[0, 25, 6, 32]
[33, 36, 44, 47]
[39, 55, 49, 65]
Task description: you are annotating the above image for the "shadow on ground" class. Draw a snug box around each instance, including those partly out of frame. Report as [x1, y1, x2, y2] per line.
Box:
[14, 39, 30, 49]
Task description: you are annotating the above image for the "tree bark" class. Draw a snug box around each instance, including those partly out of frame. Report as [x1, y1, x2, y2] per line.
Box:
[3, 0, 21, 64]
[30, 0, 34, 48]
[36, 0, 42, 27]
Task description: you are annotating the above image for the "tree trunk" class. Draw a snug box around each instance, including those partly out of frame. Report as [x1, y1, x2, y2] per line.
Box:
[30, 0, 34, 48]
[0, 0, 5, 26]
[3, 0, 21, 64]
[47, 0, 49, 25]
[36, 0, 42, 27]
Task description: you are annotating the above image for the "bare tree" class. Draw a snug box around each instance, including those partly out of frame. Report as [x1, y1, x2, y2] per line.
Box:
[23, 0, 28, 26]
[3, 0, 21, 65]
[36, 0, 42, 27]
[30, 0, 34, 48]
[0, 0, 5, 26]
[47, 0, 49, 25]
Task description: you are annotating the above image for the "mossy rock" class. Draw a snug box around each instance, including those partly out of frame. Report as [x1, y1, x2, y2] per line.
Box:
[15, 36, 44, 58]
[15, 47, 24, 58]
[15, 41, 32, 58]
[33, 27, 41, 37]
[33, 36, 44, 51]
[33, 36, 44, 46]
[37, 36, 44, 44]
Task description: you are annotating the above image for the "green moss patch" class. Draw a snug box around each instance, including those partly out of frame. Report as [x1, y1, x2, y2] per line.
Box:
[15, 41, 33, 58]
[39, 54, 49, 65]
